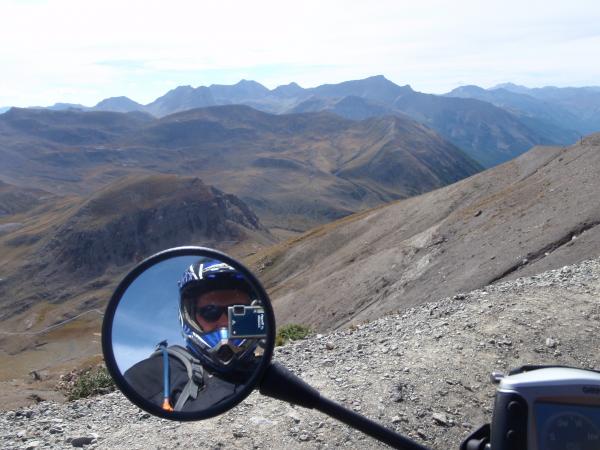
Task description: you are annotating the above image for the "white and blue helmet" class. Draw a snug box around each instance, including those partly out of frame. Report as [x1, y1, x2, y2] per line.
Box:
[178, 260, 258, 374]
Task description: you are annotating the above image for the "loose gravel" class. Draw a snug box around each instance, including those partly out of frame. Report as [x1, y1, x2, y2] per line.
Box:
[2, 258, 599, 449]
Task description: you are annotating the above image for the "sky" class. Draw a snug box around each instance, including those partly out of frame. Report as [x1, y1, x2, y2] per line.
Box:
[111, 255, 197, 372]
[1, 0, 600, 107]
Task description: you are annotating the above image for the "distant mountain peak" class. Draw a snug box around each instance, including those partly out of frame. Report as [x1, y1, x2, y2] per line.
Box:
[447, 85, 487, 96]
[491, 82, 531, 94]
[46, 102, 86, 111]
[272, 81, 305, 98]
[169, 85, 194, 93]
[235, 79, 266, 87]
[94, 96, 143, 112]
[493, 82, 526, 89]
[367, 74, 388, 81]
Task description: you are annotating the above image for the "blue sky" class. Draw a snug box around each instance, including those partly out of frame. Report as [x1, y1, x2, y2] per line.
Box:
[1, 0, 600, 107]
[111, 255, 198, 372]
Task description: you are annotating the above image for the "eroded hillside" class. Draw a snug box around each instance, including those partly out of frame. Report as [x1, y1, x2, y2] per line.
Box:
[250, 134, 600, 331]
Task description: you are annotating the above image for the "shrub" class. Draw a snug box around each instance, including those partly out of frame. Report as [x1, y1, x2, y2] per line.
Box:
[276, 324, 312, 346]
[60, 365, 116, 401]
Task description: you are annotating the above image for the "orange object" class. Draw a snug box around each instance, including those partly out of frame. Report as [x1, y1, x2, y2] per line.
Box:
[162, 398, 174, 412]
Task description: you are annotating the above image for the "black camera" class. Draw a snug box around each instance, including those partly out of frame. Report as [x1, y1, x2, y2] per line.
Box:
[228, 305, 267, 338]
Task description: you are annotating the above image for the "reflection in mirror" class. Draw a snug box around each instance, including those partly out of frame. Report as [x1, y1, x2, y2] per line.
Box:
[110, 255, 268, 414]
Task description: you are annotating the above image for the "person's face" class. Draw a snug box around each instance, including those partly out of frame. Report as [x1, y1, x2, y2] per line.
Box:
[194, 289, 251, 332]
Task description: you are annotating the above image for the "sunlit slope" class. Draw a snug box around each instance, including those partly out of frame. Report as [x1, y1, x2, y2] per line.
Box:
[250, 134, 600, 331]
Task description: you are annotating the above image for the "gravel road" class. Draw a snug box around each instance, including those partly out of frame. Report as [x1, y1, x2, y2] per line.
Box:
[2, 258, 599, 449]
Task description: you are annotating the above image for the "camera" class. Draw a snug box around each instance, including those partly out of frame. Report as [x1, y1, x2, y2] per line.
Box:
[490, 366, 600, 450]
[228, 305, 267, 338]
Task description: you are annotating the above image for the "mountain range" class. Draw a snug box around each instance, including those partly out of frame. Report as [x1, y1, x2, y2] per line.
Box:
[0, 105, 481, 231]
[4, 76, 599, 167]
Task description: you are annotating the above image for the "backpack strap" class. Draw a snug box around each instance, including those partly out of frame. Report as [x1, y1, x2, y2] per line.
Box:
[151, 345, 205, 411]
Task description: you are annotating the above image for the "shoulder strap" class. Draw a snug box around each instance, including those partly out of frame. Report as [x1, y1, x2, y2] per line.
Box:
[151, 345, 205, 411]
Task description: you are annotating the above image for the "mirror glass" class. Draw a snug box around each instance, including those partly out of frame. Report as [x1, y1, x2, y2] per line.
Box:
[103, 249, 274, 419]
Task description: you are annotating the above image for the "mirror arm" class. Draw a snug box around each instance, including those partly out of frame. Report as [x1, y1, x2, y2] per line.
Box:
[259, 363, 431, 450]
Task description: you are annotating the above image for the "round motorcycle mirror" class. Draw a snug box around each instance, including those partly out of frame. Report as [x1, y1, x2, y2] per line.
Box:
[101, 246, 275, 420]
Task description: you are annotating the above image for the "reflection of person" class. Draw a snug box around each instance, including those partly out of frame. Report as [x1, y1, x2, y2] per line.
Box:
[124, 260, 261, 412]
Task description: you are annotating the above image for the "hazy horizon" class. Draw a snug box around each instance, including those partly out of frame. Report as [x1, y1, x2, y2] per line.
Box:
[2, 0, 600, 107]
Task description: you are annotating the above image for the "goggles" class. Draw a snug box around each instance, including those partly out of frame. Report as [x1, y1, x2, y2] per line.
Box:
[195, 304, 242, 322]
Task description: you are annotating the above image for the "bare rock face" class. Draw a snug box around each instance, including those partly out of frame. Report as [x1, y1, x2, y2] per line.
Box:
[41, 175, 265, 277]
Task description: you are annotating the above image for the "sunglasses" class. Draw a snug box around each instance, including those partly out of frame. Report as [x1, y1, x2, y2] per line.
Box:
[195, 304, 241, 322]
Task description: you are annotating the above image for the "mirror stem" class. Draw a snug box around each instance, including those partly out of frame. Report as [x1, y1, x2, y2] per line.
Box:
[259, 363, 431, 450]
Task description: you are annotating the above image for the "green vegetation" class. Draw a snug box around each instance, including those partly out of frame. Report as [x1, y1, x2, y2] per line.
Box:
[276, 324, 312, 346]
[67, 366, 116, 401]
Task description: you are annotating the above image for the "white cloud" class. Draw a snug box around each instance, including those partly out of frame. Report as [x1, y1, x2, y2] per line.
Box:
[1, 0, 599, 106]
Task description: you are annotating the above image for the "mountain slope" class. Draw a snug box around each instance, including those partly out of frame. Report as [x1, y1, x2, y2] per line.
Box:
[0, 180, 55, 217]
[392, 91, 555, 167]
[249, 133, 600, 331]
[306, 74, 412, 105]
[494, 84, 600, 133]
[40, 174, 270, 277]
[145, 85, 217, 116]
[0, 107, 152, 145]
[446, 85, 583, 140]
[290, 95, 396, 121]
[0, 173, 271, 309]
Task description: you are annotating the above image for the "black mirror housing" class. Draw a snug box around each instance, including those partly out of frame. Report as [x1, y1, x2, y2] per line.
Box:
[101, 246, 276, 421]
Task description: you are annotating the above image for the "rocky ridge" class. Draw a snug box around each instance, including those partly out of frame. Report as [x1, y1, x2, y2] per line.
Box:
[1, 257, 599, 449]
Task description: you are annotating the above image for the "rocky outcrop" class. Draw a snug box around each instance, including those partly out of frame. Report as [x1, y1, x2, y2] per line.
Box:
[41, 175, 266, 277]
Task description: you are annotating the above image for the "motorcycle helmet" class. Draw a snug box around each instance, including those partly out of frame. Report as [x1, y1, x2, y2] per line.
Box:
[178, 260, 259, 374]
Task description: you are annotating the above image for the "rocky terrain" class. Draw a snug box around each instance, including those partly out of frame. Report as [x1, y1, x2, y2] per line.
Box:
[1, 257, 598, 449]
